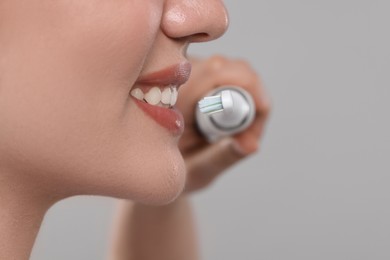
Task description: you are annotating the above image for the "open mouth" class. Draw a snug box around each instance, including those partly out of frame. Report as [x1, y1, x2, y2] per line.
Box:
[130, 85, 178, 108]
[130, 62, 191, 136]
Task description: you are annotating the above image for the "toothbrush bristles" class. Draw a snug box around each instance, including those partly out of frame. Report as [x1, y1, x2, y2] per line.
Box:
[198, 95, 224, 114]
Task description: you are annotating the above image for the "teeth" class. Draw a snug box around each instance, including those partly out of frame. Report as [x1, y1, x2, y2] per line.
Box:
[170, 87, 178, 106]
[130, 86, 178, 108]
[130, 88, 144, 100]
[144, 87, 161, 105]
[161, 88, 172, 105]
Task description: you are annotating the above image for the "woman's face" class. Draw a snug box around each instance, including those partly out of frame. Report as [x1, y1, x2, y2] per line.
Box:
[0, 0, 228, 204]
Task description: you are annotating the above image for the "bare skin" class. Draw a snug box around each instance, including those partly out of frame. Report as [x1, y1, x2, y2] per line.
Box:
[0, 0, 230, 259]
[0, 0, 270, 259]
[109, 56, 271, 260]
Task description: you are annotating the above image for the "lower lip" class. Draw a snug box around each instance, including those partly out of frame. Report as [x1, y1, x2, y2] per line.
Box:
[132, 98, 185, 136]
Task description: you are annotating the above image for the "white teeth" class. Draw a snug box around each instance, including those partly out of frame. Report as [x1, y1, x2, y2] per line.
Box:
[161, 88, 172, 105]
[130, 88, 144, 100]
[170, 88, 178, 106]
[130, 86, 178, 107]
[144, 87, 161, 105]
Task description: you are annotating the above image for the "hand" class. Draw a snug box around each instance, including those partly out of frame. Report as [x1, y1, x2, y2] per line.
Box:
[177, 56, 271, 193]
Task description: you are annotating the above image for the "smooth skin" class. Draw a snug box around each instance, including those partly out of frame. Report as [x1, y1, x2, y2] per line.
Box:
[0, 1, 270, 259]
[109, 56, 270, 260]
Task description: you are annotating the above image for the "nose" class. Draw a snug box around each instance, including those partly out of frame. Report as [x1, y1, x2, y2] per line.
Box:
[161, 0, 229, 43]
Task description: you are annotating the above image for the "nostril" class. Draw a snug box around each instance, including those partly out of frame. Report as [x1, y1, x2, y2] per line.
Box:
[190, 32, 211, 42]
[174, 32, 210, 43]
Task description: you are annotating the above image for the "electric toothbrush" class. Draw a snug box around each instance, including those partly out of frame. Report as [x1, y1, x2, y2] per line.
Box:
[195, 86, 255, 143]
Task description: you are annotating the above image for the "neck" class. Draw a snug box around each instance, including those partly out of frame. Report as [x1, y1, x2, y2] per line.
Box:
[0, 175, 54, 260]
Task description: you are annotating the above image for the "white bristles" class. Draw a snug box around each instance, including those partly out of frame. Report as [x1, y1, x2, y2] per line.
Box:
[198, 90, 234, 115]
[198, 95, 224, 114]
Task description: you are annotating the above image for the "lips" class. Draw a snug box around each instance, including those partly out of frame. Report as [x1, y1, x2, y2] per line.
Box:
[136, 62, 192, 86]
[131, 62, 192, 136]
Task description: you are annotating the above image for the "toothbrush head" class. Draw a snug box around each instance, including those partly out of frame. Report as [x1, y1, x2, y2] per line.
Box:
[198, 90, 234, 115]
[198, 95, 223, 114]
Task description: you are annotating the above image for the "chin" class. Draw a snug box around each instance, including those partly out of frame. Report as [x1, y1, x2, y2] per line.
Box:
[132, 159, 187, 205]
[65, 105, 188, 205]
[101, 145, 187, 206]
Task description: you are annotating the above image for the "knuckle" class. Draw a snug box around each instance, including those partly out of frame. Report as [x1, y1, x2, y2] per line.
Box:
[247, 76, 260, 87]
[235, 59, 257, 73]
[240, 75, 259, 89]
[207, 55, 228, 71]
[235, 59, 251, 68]
[251, 143, 260, 154]
[242, 141, 259, 155]
[260, 99, 272, 116]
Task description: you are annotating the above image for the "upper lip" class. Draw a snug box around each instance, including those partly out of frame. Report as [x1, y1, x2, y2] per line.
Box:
[136, 61, 192, 88]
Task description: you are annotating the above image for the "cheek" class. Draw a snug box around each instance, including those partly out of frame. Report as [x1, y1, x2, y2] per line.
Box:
[0, 1, 186, 203]
[0, 0, 161, 149]
[56, 1, 162, 83]
[1, 1, 161, 85]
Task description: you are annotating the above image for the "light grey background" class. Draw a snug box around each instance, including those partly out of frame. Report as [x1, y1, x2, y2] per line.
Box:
[31, 1, 390, 259]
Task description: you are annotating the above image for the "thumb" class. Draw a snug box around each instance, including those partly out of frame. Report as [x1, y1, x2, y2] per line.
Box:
[185, 137, 248, 180]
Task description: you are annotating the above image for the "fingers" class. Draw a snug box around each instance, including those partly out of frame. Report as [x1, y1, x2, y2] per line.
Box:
[178, 55, 271, 193]
[180, 55, 271, 158]
[181, 56, 270, 122]
[184, 137, 248, 192]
